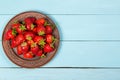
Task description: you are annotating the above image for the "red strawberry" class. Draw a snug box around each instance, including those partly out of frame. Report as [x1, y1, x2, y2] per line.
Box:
[27, 40, 34, 45]
[12, 23, 20, 29]
[5, 29, 17, 40]
[34, 36, 46, 47]
[26, 23, 35, 31]
[36, 50, 43, 57]
[37, 25, 46, 35]
[36, 18, 45, 25]
[24, 17, 36, 24]
[17, 45, 22, 55]
[23, 51, 33, 58]
[11, 38, 17, 48]
[16, 34, 25, 46]
[32, 27, 37, 33]
[46, 26, 52, 34]
[44, 44, 54, 53]
[46, 34, 55, 43]
[31, 43, 39, 55]
[21, 42, 29, 53]
[16, 24, 26, 34]
[24, 31, 35, 40]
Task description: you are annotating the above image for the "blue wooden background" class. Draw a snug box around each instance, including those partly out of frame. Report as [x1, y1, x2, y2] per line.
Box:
[0, 0, 120, 79]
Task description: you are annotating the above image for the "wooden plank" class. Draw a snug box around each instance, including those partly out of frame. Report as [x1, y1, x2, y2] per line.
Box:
[1, 41, 120, 67]
[0, 68, 120, 80]
[0, 0, 120, 14]
[1, 15, 120, 40]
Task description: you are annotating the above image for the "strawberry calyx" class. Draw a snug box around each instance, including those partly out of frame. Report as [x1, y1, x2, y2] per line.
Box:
[20, 24, 26, 31]
[21, 42, 27, 46]
[31, 24, 35, 30]
[38, 31, 45, 36]
[40, 54, 46, 58]
[50, 37, 57, 48]
[44, 21, 51, 26]
[12, 28, 17, 36]
[26, 36, 32, 40]
[31, 42, 37, 48]
[38, 39, 46, 48]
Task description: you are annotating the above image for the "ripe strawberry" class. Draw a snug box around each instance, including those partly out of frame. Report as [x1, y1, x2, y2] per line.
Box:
[32, 27, 37, 33]
[34, 36, 46, 47]
[46, 34, 56, 44]
[31, 43, 39, 55]
[27, 40, 34, 45]
[15, 34, 25, 46]
[12, 23, 20, 29]
[16, 24, 26, 34]
[11, 38, 17, 48]
[37, 25, 46, 36]
[36, 18, 45, 25]
[44, 44, 54, 53]
[21, 42, 29, 53]
[5, 29, 17, 40]
[36, 50, 43, 56]
[26, 23, 35, 31]
[23, 51, 33, 58]
[24, 17, 36, 24]
[46, 26, 52, 34]
[24, 31, 35, 40]
[17, 45, 22, 55]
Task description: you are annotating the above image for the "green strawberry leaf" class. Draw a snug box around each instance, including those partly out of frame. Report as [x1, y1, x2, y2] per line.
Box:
[12, 28, 17, 36]
[38, 31, 45, 36]
[41, 54, 46, 58]
[31, 24, 35, 30]
[20, 24, 26, 31]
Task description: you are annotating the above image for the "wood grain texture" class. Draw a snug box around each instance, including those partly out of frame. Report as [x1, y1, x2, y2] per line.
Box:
[1, 15, 120, 40]
[0, 68, 120, 80]
[1, 41, 120, 67]
[0, 0, 120, 14]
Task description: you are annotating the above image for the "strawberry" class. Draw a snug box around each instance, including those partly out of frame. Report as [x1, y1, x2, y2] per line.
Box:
[46, 25, 52, 34]
[31, 42, 39, 55]
[11, 38, 17, 48]
[23, 51, 33, 59]
[36, 18, 45, 25]
[5, 29, 17, 40]
[16, 24, 26, 34]
[21, 42, 29, 53]
[32, 27, 37, 33]
[15, 34, 25, 46]
[46, 34, 56, 43]
[24, 31, 35, 40]
[34, 36, 46, 47]
[36, 50, 43, 56]
[44, 44, 54, 53]
[26, 23, 35, 31]
[24, 17, 36, 24]
[27, 40, 34, 45]
[37, 25, 46, 36]
[12, 23, 21, 29]
[17, 45, 22, 55]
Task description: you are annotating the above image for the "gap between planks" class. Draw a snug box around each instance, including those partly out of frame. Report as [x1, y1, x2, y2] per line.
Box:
[0, 67, 120, 69]
[1, 14, 120, 15]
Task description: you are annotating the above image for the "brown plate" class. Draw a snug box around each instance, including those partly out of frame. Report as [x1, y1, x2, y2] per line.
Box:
[2, 11, 60, 68]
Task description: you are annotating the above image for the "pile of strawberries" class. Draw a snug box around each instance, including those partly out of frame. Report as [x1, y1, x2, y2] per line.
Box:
[5, 17, 56, 59]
